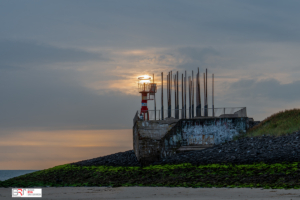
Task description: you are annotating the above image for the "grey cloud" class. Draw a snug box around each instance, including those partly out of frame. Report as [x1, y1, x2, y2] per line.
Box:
[2, 1, 300, 48]
[176, 47, 222, 71]
[229, 78, 300, 101]
[0, 69, 139, 131]
[178, 47, 220, 62]
[201, 0, 300, 43]
[0, 40, 105, 67]
[0, 65, 25, 71]
[206, 20, 300, 43]
[212, 78, 300, 121]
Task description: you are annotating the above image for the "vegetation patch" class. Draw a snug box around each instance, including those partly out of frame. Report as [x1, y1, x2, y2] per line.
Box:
[247, 109, 300, 137]
[2, 162, 300, 189]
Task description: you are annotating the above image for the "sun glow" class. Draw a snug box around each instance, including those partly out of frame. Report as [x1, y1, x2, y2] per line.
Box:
[138, 75, 152, 84]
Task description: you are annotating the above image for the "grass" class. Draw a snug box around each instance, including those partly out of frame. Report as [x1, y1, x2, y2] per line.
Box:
[2, 162, 300, 189]
[247, 108, 300, 137]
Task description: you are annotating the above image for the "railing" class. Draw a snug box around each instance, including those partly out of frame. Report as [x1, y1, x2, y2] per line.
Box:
[134, 107, 247, 121]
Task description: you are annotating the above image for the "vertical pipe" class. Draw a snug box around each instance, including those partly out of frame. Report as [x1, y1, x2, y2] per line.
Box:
[206, 68, 208, 116]
[181, 73, 184, 119]
[170, 71, 172, 118]
[173, 75, 176, 118]
[212, 73, 214, 117]
[173, 74, 176, 118]
[185, 71, 187, 119]
[203, 73, 206, 117]
[169, 72, 170, 118]
[188, 76, 190, 119]
[190, 77, 192, 119]
[196, 71, 199, 117]
[188, 76, 191, 119]
[153, 74, 156, 120]
[197, 71, 200, 117]
[167, 73, 170, 118]
[195, 72, 198, 117]
[175, 73, 176, 118]
[169, 72, 171, 118]
[176, 71, 179, 119]
[174, 74, 176, 118]
[199, 68, 201, 117]
[167, 73, 169, 118]
[192, 70, 194, 118]
[161, 72, 164, 120]
[175, 74, 177, 117]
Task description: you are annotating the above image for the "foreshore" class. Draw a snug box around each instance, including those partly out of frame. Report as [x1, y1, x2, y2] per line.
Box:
[1, 186, 300, 200]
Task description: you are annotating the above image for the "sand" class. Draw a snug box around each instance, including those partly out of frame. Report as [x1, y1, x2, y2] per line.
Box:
[1, 186, 300, 200]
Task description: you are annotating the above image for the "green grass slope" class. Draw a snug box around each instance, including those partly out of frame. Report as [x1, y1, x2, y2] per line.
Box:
[2, 162, 300, 189]
[247, 108, 300, 137]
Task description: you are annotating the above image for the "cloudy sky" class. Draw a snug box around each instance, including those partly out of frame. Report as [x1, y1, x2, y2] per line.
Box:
[1, 0, 300, 169]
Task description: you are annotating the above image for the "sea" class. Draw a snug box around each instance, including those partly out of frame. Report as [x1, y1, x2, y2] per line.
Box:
[0, 170, 39, 181]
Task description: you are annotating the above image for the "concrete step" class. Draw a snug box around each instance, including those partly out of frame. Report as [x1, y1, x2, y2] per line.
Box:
[176, 144, 214, 152]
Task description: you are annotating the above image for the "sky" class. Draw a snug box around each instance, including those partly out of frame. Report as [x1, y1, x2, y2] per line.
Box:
[1, 0, 300, 169]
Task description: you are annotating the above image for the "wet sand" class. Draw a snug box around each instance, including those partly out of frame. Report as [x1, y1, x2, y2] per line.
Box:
[1, 187, 300, 200]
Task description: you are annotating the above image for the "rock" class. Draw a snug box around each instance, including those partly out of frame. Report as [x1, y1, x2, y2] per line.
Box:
[72, 131, 300, 167]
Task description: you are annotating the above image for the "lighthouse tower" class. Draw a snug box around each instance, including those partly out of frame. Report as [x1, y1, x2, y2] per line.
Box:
[138, 75, 157, 121]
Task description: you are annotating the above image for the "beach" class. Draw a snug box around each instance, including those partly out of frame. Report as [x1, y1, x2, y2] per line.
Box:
[1, 187, 300, 200]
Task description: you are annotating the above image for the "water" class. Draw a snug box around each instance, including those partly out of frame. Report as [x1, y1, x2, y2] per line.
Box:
[0, 170, 39, 181]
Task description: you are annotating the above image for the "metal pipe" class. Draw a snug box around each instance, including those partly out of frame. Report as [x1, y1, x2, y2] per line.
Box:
[181, 73, 184, 119]
[203, 73, 206, 117]
[196, 70, 200, 117]
[169, 72, 171, 118]
[212, 73, 214, 117]
[188, 76, 191, 119]
[206, 68, 208, 116]
[169, 72, 170, 118]
[192, 70, 194, 118]
[199, 68, 201, 117]
[154, 74, 156, 120]
[196, 71, 198, 117]
[195, 72, 197, 117]
[161, 72, 164, 120]
[170, 71, 172, 118]
[167, 74, 168, 118]
[176, 71, 179, 119]
[168, 73, 170, 118]
[185, 71, 187, 119]
[174, 74, 176, 118]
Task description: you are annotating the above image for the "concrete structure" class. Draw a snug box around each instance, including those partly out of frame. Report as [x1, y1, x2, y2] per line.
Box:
[133, 113, 249, 165]
[133, 69, 254, 166]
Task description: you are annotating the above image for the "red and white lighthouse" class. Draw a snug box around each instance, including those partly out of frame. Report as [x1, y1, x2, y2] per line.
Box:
[138, 75, 157, 121]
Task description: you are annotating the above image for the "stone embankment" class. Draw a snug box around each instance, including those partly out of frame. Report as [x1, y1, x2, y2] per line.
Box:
[72, 150, 142, 167]
[72, 131, 300, 167]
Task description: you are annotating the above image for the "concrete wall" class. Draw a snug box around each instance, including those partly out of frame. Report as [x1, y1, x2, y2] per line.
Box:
[133, 119, 179, 165]
[182, 118, 248, 145]
[133, 117, 248, 165]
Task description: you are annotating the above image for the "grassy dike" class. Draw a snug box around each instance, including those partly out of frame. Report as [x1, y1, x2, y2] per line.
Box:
[2, 162, 300, 189]
[247, 108, 300, 137]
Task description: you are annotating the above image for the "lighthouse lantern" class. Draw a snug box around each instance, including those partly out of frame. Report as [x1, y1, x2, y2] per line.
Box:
[138, 75, 157, 120]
